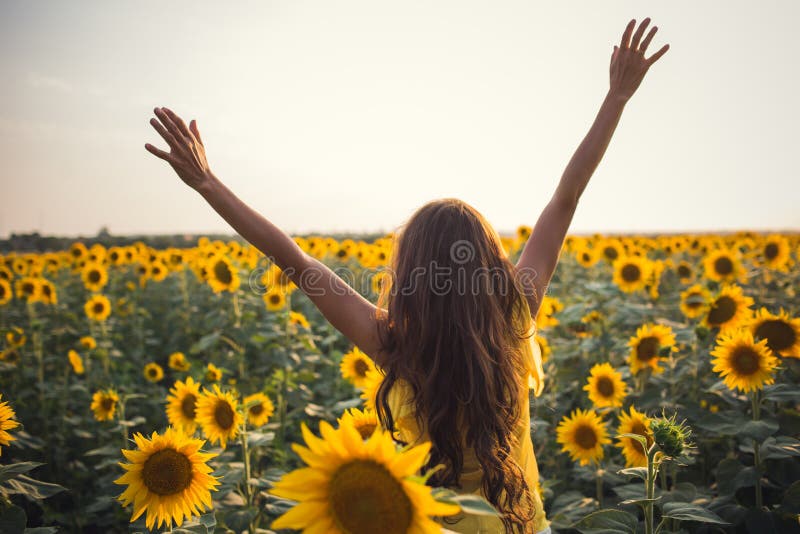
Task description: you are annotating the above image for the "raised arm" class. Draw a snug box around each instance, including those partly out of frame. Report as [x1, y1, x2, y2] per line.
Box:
[145, 107, 387, 364]
[516, 18, 669, 317]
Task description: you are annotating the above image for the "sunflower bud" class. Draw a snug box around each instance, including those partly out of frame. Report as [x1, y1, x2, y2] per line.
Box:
[649, 412, 693, 458]
[694, 325, 710, 341]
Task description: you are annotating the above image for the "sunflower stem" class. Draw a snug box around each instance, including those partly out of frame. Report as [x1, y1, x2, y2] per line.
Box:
[240, 422, 253, 506]
[644, 444, 658, 534]
[118, 397, 128, 447]
[751, 390, 763, 509]
[595, 467, 604, 508]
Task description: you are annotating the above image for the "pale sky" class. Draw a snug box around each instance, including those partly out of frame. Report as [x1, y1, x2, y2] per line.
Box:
[1, 1, 798, 238]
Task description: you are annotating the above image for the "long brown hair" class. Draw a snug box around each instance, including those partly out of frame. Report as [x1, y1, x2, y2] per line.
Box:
[375, 198, 536, 532]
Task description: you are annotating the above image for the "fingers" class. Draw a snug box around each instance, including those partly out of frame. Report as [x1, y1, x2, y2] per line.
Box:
[639, 26, 658, 54]
[162, 107, 193, 140]
[646, 43, 670, 66]
[620, 19, 636, 49]
[630, 17, 651, 51]
[190, 119, 204, 146]
[149, 116, 180, 151]
[144, 142, 176, 164]
[154, 107, 189, 145]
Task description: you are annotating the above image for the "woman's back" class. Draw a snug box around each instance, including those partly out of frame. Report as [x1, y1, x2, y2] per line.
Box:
[384, 302, 550, 534]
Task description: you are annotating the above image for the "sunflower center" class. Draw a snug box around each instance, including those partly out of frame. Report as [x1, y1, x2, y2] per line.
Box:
[731, 346, 761, 376]
[328, 460, 413, 534]
[621, 264, 641, 283]
[269, 294, 281, 305]
[181, 394, 197, 420]
[148, 368, 158, 377]
[713, 256, 733, 276]
[595, 377, 615, 398]
[677, 264, 691, 278]
[355, 422, 377, 440]
[0, 285, 6, 298]
[636, 337, 659, 362]
[88, 270, 101, 283]
[603, 247, 619, 260]
[755, 319, 796, 352]
[708, 296, 736, 326]
[574, 424, 598, 450]
[93, 302, 105, 314]
[249, 404, 264, 416]
[764, 243, 779, 260]
[213, 261, 233, 285]
[141, 448, 194, 496]
[214, 400, 235, 430]
[354, 359, 370, 377]
[685, 292, 704, 309]
[100, 397, 115, 411]
[628, 421, 653, 449]
[22, 282, 34, 295]
[42, 285, 52, 297]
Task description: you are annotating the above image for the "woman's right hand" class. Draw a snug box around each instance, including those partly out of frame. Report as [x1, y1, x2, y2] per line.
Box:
[145, 107, 215, 192]
[609, 18, 669, 102]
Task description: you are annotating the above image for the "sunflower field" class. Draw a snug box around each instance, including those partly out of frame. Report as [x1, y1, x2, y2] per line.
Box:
[1, 230, 799, 533]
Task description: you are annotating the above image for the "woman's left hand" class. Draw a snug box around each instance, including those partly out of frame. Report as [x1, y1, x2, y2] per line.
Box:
[609, 18, 669, 102]
[145, 107, 215, 192]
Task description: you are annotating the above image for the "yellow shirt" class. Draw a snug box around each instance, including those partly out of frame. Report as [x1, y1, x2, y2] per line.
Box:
[385, 302, 549, 534]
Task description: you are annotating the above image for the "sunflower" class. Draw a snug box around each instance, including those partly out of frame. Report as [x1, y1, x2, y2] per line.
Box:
[0, 348, 20, 366]
[749, 308, 800, 359]
[360, 368, 386, 411]
[205, 254, 240, 293]
[288, 311, 310, 330]
[144, 363, 164, 383]
[711, 330, 778, 393]
[166, 377, 202, 434]
[583, 363, 628, 408]
[337, 407, 380, 440]
[261, 263, 297, 294]
[15, 276, 41, 302]
[243, 392, 275, 427]
[756, 234, 791, 272]
[69, 242, 88, 262]
[269, 420, 460, 533]
[340, 347, 377, 388]
[615, 406, 653, 468]
[536, 296, 563, 330]
[81, 262, 109, 292]
[149, 260, 169, 282]
[263, 287, 287, 311]
[599, 239, 624, 263]
[574, 245, 600, 268]
[612, 256, 652, 293]
[703, 284, 754, 332]
[195, 385, 243, 448]
[556, 408, 610, 466]
[85, 294, 112, 322]
[679, 284, 711, 319]
[0, 394, 20, 456]
[0, 279, 12, 305]
[535, 334, 551, 363]
[627, 324, 676, 376]
[115, 426, 220, 531]
[703, 248, 745, 283]
[68, 350, 85, 375]
[204, 363, 222, 382]
[91, 389, 119, 421]
[168, 352, 191, 371]
[6, 327, 26, 348]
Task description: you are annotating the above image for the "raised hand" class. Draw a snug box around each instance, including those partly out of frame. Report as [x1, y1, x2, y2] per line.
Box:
[609, 18, 669, 102]
[145, 107, 214, 191]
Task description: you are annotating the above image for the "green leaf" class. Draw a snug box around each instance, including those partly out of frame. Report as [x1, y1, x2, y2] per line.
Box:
[448, 494, 500, 516]
[617, 466, 648, 481]
[739, 419, 779, 441]
[762, 384, 800, 402]
[0, 462, 44, 484]
[3, 474, 67, 500]
[572, 509, 639, 534]
[0, 505, 26, 533]
[779, 480, 800, 515]
[661, 502, 728, 524]
[25, 528, 59, 533]
[189, 331, 221, 354]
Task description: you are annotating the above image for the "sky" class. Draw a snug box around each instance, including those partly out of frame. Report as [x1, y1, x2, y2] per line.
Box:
[1, 0, 798, 238]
